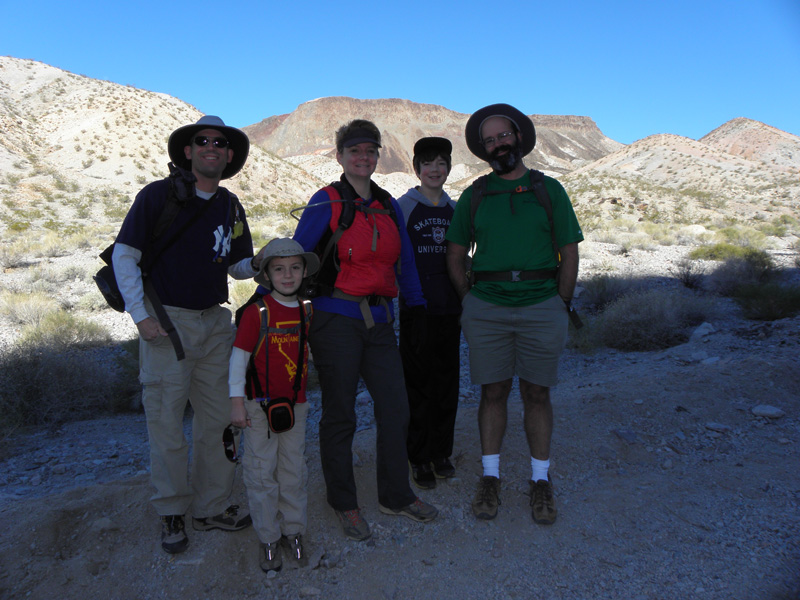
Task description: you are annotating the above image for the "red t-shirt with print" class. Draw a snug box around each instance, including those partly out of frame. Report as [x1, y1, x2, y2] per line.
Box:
[233, 294, 309, 403]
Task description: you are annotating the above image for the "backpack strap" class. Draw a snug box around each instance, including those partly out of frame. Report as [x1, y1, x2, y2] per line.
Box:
[246, 298, 310, 401]
[468, 169, 560, 281]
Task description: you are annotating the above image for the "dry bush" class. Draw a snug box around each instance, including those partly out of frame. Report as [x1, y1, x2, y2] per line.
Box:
[580, 274, 645, 313]
[0, 291, 61, 326]
[705, 252, 774, 296]
[672, 258, 704, 289]
[0, 239, 31, 269]
[733, 283, 800, 321]
[32, 231, 70, 258]
[18, 311, 111, 349]
[0, 343, 140, 433]
[590, 289, 714, 351]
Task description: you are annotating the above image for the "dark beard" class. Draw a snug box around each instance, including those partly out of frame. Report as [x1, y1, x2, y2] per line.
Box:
[488, 142, 523, 175]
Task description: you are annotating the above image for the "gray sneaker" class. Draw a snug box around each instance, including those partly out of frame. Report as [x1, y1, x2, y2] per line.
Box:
[160, 515, 188, 554]
[472, 476, 501, 520]
[192, 504, 252, 531]
[379, 497, 438, 522]
[259, 541, 282, 572]
[335, 509, 372, 541]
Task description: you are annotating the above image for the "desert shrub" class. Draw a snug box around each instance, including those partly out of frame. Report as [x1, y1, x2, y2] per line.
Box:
[705, 252, 775, 296]
[0, 291, 60, 325]
[672, 258, 704, 289]
[590, 289, 713, 351]
[689, 243, 771, 263]
[229, 279, 258, 316]
[0, 242, 29, 269]
[0, 342, 140, 433]
[756, 223, 787, 238]
[32, 232, 70, 258]
[731, 283, 800, 321]
[17, 311, 111, 349]
[715, 226, 767, 248]
[580, 275, 645, 313]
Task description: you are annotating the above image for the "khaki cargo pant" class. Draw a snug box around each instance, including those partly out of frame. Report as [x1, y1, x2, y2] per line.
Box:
[139, 303, 236, 518]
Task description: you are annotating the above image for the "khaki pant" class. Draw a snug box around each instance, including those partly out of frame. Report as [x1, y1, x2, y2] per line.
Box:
[242, 400, 309, 544]
[139, 303, 236, 517]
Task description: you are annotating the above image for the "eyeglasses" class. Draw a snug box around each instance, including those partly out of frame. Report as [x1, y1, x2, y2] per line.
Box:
[193, 136, 230, 148]
[222, 424, 242, 463]
[481, 131, 516, 149]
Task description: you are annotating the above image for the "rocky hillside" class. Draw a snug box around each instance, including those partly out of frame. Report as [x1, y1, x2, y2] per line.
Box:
[243, 96, 621, 178]
[0, 57, 323, 239]
[564, 124, 800, 225]
[0, 55, 798, 241]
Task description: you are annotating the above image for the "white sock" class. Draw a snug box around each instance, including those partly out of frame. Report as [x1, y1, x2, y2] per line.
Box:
[482, 454, 500, 479]
[531, 457, 550, 482]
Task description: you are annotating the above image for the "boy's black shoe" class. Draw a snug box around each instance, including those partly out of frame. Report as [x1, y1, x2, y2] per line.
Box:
[192, 505, 252, 531]
[410, 461, 436, 490]
[431, 457, 456, 479]
[161, 515, 189, 554]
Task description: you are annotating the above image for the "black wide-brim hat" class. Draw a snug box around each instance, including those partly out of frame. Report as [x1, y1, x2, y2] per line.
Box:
[465, 103, 536, 162]
[168, 115, 250, 180]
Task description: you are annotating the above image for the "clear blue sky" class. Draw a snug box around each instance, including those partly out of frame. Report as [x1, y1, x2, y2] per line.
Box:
[3, 0, 799, 145]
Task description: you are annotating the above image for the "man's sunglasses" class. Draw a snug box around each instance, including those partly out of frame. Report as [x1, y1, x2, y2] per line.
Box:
[193, 136, 230, 148]
[222, 424, 242, 463]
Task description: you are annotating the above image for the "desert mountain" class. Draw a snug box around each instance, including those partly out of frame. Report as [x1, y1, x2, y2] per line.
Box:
[701, 117, 799, 172]
[0, 55, 797, 241]
[564, 127, 800, 224]
[243, 97, 622, 179]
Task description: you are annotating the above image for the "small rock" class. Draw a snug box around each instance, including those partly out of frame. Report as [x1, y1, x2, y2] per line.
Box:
[613, 429, 638, 444]
[701, 356, 720, 365]
[299, 587, 322, 597]
[661, 459, 674, 470]
[690, 322, 715, 343]
[751, 405, 785, 419]
[705, 422, 730, 433]
[90, 517, 119, 533]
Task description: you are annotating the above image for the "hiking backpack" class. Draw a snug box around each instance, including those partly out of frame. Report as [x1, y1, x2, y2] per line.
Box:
[303, 178, 401, 299]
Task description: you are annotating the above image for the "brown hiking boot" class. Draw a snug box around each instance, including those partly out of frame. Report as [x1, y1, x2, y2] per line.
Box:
[530, 476, 557, 525]
[472, 476, 501, 520]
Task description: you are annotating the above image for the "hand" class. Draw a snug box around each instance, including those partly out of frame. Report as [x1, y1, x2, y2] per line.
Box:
[409, 305, 428, 354]
[136, 317, 168, 342]
[230, 398, 250, 429]
[251, 245, 269, 272]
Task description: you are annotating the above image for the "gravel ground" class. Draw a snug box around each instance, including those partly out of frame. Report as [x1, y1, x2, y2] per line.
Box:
[0, 243, 799, 599]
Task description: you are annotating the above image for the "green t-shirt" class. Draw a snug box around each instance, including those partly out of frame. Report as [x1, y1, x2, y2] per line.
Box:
[446, 170, 584, 307]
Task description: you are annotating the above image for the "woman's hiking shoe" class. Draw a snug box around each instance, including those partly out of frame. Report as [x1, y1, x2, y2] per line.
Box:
[530, 476, 557, 525]
[259, 541, 282, 572]
[431, 457, 456, 479]
[472, 476, 501, 520]
[410, 461, 436, 490]
[280, 533, 307, 566]
[335, 509, 372, 541]
[160, 515, 189, 554]
[192, 504, 252, 531]
[378, 497, 438, 522]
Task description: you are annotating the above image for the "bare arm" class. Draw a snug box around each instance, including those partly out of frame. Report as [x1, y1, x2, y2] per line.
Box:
[446, 241, 470, 301]
[558, 242, 579, 301]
